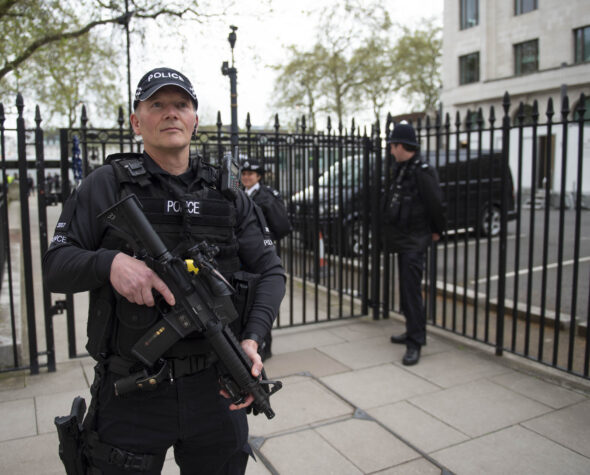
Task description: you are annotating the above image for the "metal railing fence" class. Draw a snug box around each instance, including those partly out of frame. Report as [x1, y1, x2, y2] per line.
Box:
[0, 92, 588, 380]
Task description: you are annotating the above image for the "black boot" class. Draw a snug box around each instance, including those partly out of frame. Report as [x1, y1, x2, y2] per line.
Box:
[402, 346, 421, 366]
[390, 333, 408, 344]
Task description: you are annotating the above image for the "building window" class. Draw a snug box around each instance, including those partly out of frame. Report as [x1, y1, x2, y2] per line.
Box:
[515, 0, 537, 15]
[459, 52, 480, 84]
[574, 26, 590, 64]
[460, 0, 479, 30]
[514, 39, 538, 75]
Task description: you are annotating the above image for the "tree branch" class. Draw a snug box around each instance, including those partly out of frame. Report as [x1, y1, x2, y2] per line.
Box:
[0, 3, 214, 81]
[0, 0, 19, 19]
[0, 16, 127, 80]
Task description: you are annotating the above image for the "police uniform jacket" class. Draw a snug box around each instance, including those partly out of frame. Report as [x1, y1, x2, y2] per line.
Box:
[383, 154, 446, 253]
[248, 184, 292, 241]
[42, 153, 286, 362]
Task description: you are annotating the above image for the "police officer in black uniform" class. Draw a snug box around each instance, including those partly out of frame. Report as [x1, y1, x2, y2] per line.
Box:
[43, 67, 285, 474]
[383, 122, 445, 366]
[240, 159, 291, 361]
[240, 159, 292, 243]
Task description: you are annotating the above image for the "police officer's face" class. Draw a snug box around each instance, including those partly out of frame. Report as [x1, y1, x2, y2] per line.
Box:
[241, 170, 261, 190]
[390, 143, 413, 162]
[130, 86, 197, 156]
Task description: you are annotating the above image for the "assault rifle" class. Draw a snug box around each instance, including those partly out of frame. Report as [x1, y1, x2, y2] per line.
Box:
[98, 194, 282, 419]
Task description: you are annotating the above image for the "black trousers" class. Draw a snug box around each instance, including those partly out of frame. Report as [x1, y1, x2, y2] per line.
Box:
[93, 366, 250, 474]
[397, 251, 426, 348]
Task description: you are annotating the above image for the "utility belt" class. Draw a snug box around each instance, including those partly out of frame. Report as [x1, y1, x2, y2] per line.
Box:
[107, 353, 217, 396]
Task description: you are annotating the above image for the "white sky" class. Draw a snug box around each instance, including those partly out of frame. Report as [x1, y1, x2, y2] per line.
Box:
[130, 0, 442, 128]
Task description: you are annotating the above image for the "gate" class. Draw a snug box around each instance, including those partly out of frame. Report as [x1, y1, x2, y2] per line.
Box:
[0, 92, 588, 381]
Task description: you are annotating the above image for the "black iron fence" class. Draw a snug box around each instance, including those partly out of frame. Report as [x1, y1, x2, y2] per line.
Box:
[0, 92, 588, 380]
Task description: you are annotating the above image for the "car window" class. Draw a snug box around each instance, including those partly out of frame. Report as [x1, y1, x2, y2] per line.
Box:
[318, 157, 364, 187]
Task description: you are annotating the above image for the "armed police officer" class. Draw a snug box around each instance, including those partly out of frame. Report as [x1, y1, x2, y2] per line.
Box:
[383, 122, 445, 366]
[43, 67, 286, 474]
[240, 159, 292, 361]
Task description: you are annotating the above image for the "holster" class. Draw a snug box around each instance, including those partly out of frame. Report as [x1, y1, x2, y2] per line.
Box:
[54, 396, 88, 475]
[230, 271, 260, 334]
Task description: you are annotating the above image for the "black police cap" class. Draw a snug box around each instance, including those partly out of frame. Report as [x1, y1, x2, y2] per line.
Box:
[241, 159, 265, 174]
[134, 67, 198, 111]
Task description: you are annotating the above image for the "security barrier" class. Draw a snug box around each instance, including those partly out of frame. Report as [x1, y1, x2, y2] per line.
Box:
[0, 93, 588, 379]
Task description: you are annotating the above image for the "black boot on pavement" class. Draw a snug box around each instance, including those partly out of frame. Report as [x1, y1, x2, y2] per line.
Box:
[390, 333, 408, 344]
[402, 346, 421, 366]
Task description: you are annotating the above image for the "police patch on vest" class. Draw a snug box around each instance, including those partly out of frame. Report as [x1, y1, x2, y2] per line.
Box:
[51, 234, 68, 244]
[165, 200, 201, 215]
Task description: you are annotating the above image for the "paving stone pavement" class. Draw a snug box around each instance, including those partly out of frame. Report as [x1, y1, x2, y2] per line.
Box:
[1, 316, 590, 474]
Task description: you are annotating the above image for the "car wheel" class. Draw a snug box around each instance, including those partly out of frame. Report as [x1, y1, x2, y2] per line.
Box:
[480, 205, 501, 237]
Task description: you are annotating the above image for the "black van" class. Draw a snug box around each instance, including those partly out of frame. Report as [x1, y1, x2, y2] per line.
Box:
[289, 150, 517, 255]
[431, 150, 517, 238]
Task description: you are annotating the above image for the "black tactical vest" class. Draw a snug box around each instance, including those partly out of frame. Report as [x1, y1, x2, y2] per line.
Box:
[87, 153, 241, 363]
[383, 157, 431, 252]
[107, 153, 240, 274]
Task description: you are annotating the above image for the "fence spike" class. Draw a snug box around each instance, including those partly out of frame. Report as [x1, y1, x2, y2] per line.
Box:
[561, 94, 570, 119]
[301, 114, 307, 132]
[532, 100, 539, 123]
[546, 97, 554, 119]
[16, 93, 24, 116]
[246, 112, 251, 130]
[489, 105, 496, 125]
[118, 106, 124, 127]
[0, 102, 4, 123]
[327, 116, 332, 131]
[503, 91, 511, 115]
[81, 105, 88, 127]
[216, 111, 222, 128]
[454, 110, 461, 128]
[465, 109, 472, 130]
[477, 107, 484, 129]
[444, 112, 450, 130]
[274, 113, 280, 132]
[35, 105, 42, 127]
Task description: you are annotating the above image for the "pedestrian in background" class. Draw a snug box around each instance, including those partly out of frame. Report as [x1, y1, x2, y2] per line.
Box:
[382, 122, 446, 366]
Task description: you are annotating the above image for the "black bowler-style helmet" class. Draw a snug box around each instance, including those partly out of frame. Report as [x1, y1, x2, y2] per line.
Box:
[241, 159, 265, 175]
[387, 122, 419, 148]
